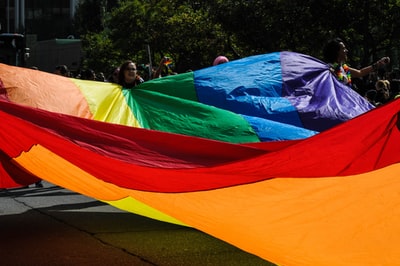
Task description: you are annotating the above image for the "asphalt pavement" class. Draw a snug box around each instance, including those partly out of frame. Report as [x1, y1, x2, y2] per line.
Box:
[0, 181, 275, 266]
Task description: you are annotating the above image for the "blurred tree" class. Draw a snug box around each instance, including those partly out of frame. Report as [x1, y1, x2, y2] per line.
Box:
[77, 0, 229, 74]
[74, 0, 400, 75]
[73, 0, 120, 35]
[208, 0, 400, 67]
[80, 31, 122, 77]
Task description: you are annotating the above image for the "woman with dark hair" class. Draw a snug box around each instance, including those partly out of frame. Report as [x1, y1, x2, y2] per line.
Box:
[117, 60, 144, 88]
[323, 37, 390, 86]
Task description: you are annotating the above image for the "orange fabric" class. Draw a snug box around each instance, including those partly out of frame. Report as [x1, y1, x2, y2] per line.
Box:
[122, 163, 400, 265]
[0, 64, 92, 118]
[13, 145, 184, 226]
[13, 145, 400, 265]
[14, 145, 127, 201]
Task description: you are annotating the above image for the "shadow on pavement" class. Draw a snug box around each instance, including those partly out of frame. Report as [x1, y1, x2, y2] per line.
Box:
[0, 184, 275, 266]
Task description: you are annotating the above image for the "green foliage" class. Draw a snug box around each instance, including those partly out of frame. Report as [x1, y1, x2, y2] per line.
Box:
[74, 0, 400, 74]
[109, 1, 231, 71]
[209, 0, 400, 66]
[80, 32, 122, 75]
[107, 0, 150, 61]
[161, 5, 230, 70]
[73, 0, 108, 36]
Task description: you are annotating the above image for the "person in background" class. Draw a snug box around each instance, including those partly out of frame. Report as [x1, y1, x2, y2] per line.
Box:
[96, 72, 106, 82]
[374, 79, 391, 105]
[117, 60, 144, 88]
[364, 89, 377, 106]
[153, 57, 173, 79]
[323, 37, 390, 87]
[80, 69, 96, 80]
[54, 65, 69, 77]
[34, 180, 43, 188]
[364, 79, 392, 106]
[213, 55, 229, 66]
[107, 67, 120, 83]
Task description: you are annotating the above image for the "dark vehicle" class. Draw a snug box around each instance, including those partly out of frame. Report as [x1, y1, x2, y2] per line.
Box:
[0, 33, 27, 66]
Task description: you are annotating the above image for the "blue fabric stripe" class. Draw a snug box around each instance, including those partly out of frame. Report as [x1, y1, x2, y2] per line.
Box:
[242, 114, 317, 141]
[194, 52, 304, 139]
[194, 51, 374, 141]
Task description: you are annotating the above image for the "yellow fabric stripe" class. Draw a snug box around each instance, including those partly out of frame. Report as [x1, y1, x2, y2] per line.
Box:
[71, 79, 140, 127]
[102, 198, 185, 226]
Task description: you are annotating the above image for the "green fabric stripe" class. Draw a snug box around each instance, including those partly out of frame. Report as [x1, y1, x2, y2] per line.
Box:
[137, 72, 198, 101]
[123, 88, 259, 143]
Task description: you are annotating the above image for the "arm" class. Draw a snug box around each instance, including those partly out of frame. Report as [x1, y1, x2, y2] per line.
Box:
[153, 57, 168, 79]
[350, 57, 390, 78]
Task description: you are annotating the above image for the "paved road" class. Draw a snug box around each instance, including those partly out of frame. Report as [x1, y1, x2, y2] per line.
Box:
[1, 181, 275, 266]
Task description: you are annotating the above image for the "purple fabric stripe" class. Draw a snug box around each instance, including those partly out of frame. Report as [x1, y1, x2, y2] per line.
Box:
[280, 51, 374, 132]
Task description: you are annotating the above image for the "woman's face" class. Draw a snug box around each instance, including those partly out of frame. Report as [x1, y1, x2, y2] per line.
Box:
[124, 62, 137, 83]
[337, 42, 348, 63]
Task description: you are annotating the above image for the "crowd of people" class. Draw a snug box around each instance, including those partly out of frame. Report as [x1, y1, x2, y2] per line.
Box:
[52, 56, 179, 87]
[52, 44, 399, 108]
[52, 55, 230, 86]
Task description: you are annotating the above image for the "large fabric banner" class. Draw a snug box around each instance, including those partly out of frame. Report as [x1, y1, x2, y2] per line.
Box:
[2, 52, 399, 265]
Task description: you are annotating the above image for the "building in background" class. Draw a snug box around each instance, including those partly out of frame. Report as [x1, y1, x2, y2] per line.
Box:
[0, 0, 82, 72]
[0, 0, 79, 39]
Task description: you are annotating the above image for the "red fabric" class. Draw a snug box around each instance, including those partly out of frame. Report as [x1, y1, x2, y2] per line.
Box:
[1, 98, 400, 192]
[0, 150, 40, 188]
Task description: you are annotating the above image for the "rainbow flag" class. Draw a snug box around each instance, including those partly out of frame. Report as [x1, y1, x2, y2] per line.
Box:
[2, 52, 400, 265]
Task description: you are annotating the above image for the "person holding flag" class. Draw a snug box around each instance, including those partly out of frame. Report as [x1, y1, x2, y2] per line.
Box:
[153, 56, 173, 79]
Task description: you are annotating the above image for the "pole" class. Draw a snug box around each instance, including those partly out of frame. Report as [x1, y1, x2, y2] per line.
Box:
[15, 0, 19, 32]
[146, 44, 152, 80]
[7, 0, 10, 32]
